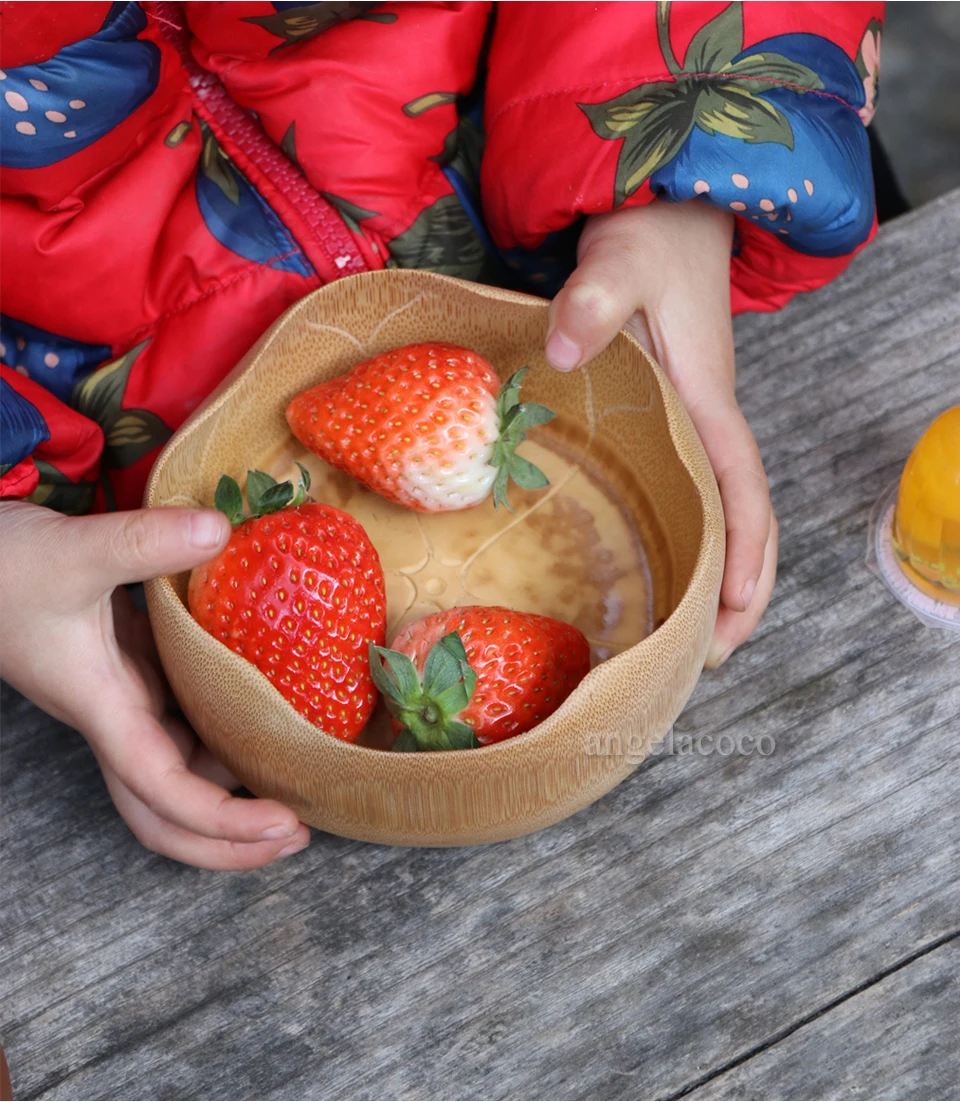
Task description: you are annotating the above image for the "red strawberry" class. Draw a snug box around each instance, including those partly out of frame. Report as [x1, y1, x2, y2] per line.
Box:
[286, 343, 555, 512]
[370, 606, 591, 750]
[188, 465, 386, 741]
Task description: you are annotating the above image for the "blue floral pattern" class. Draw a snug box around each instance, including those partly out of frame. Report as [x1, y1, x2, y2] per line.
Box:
[0, 378, 49, 475]
[196, 121, 315, 277]
[0, 316, 112, 403]
[580, 2, 876, 257]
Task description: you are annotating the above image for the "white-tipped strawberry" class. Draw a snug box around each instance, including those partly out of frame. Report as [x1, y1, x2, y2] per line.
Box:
[286, 343, 555, 513]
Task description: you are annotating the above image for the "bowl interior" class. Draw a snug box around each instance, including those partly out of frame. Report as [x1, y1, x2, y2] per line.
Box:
[154, 273, 703, 645]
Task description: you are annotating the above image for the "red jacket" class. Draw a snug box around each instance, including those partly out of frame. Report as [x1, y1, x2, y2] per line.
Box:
[0, 1, 884, 512]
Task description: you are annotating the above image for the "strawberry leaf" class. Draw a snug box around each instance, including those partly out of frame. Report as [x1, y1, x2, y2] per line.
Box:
[245, 469, 277, 512]
[200, 123, 241, 206]
[683, 1, 743, 73]
[445, 721, 481, 750]
[214, 475, 245, 526]
[372, 632, 480, 751]
[696, 86, 794, 148]
[433, 680, 472, 716]
[439, 632, 477, 698]
[392, 729, 419, 753]
[254, 481, 294, 515]
[489, 370, 556, 510]
[513, 402, 557, 431]
[578, 82, 677, 141]
[613, 95, 698, 205]
[722, 52, 824, 93]
[508, 453, 550, 491]
[423, 631, 465, 695]
[291, 462, 312, 506]
[371, 645, 422, 701]
[368, 642, 403, 704]
[491, 463, 513, 513]
[496, 368, 529, 420]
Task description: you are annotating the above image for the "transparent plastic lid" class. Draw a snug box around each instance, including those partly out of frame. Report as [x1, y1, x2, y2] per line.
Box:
[867, 481, 960, 633]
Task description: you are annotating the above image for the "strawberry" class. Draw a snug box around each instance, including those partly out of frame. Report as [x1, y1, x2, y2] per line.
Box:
[188, 464, 386, 742]
[369, 606, 591, 751]
[286, 343, 556, 513]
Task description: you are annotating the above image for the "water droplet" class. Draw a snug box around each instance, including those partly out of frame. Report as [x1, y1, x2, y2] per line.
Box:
[45, 110, 67, 123]
[5, 90, 28, 112]
[28, 79, 48, 92]
[693, 179, 710, 195]
[804, 179, 814, 196]
[729, 201, 747, 212]
[731, 173, 749, 189]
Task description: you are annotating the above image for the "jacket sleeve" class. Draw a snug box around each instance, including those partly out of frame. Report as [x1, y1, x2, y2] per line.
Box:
[482, 1, 885, 312]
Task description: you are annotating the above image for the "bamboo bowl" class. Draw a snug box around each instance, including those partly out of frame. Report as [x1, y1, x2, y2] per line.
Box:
[144, 270, 724, 846]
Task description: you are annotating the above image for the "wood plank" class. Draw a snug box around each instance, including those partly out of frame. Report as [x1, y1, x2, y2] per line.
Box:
[2, 191, 959, 1102]
[685, 938, 960, 1101]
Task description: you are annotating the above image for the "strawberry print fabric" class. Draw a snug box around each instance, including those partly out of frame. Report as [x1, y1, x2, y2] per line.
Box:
[0, 1, 883, 512]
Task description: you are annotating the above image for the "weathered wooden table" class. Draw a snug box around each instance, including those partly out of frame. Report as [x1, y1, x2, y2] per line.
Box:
[3, 191, 959, 1102]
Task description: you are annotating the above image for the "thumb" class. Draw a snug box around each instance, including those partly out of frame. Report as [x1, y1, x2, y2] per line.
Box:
[73, 507, 230, 596]
[545, 210, 649, 372]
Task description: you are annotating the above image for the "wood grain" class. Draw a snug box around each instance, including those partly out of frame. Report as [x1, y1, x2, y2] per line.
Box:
[685, 938, 960, 1100]
[2, 190, 958, 1101]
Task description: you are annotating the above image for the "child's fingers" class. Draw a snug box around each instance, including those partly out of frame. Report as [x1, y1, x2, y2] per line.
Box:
[544, 213, 646, 372]
[188, 741, 244, 792]
[88, 706, 303, 845]
[71, 507, 230, 597]
[691, 401, 773, 614]
[706, 516, 779, 668]
[101, 760, 310, 870]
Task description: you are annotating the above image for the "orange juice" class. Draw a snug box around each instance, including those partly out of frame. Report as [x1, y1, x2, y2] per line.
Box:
[893, 406, 960, 605]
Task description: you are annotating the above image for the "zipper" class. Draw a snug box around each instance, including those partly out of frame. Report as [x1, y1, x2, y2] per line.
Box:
[149, 1, 374, 284]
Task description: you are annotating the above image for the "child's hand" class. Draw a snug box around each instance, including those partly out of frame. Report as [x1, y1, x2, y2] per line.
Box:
[545, 201, 777, 666]
[0, 501, 310, 868]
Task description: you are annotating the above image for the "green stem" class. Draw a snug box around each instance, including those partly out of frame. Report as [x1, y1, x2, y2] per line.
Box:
[656, 1, 683, 76]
